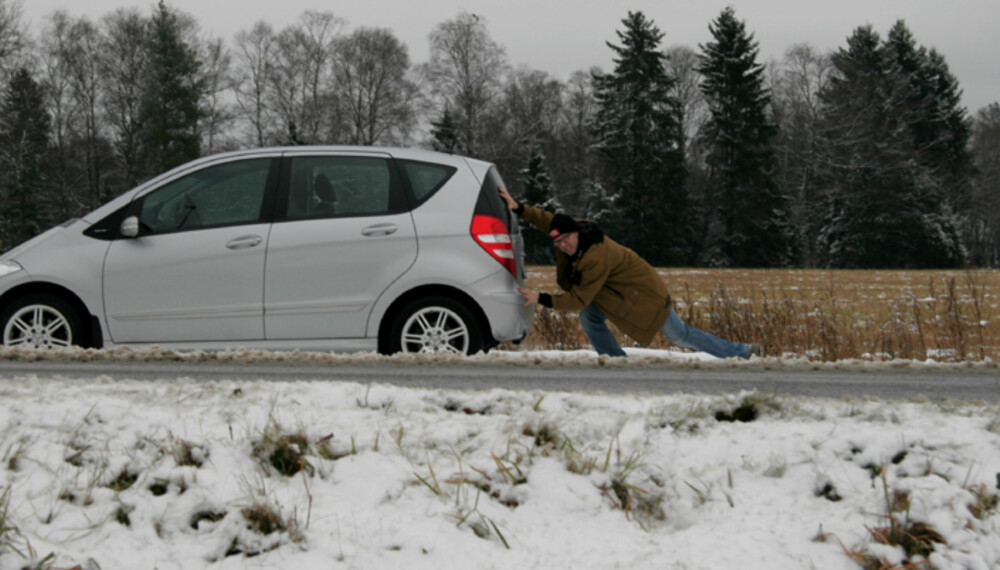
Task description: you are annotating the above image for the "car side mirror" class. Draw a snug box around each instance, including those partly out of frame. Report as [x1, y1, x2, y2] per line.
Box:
[120, 216, 140, 238]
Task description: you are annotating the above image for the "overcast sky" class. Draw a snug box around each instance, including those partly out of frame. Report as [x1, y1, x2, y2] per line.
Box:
[19, 0, 1000, 114]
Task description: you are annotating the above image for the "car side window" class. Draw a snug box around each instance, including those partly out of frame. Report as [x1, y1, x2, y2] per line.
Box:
[139, 158, 271, 233]
[286, 156, 402, 220]
[401, 160, 457, 206]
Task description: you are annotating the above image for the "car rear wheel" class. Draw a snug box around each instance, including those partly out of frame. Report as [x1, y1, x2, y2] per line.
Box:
[1, 295, 85, 349]
[387, 296, 483, 355]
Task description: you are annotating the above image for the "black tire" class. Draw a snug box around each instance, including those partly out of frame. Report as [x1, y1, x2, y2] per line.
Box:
[0, 294, 86, 349]
[385, 296, 484, 355]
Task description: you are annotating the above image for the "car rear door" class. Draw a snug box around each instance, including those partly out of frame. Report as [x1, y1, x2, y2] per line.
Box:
[263, 151, 417, 340]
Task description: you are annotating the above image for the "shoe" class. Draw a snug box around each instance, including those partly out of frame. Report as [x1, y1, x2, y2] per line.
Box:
[748, 344, 763, 358]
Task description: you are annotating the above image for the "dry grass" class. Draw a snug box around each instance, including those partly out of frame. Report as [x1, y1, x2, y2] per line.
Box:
[516, 267, 1000, 362]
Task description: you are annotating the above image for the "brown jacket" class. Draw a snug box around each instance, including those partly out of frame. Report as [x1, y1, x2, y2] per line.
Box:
[520, 205, 672, 346]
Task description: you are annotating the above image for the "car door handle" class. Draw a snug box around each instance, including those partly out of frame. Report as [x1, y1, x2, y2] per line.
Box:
[226, 235, 263, 250]
[361, 223, 397, 237]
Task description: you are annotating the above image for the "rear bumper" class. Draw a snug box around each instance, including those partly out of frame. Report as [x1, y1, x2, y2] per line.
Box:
[470, 271, 535, 343]
[485, 290, 535, 342]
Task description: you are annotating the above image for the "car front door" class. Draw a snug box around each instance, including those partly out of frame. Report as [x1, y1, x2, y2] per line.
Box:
[264, 152, 417, 340]
[102, 156, 277, 344]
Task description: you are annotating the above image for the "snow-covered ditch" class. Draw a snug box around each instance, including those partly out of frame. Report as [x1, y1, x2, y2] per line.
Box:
[1, 347, 998, 569]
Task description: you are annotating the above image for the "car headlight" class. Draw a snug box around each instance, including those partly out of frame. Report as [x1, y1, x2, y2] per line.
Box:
[0, 260, 23, 279]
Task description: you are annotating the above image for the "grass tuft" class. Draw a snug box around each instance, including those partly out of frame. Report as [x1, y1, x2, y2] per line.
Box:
[251, 417, 337, 477]
[190, 509, 227, 531]
[106, 469, 138, 492]
[816, 482, 843, 502]
[172, 438, 207, 468]
[966, 483, 999, 520]
[115, 504, 133, 526]
[241, 502, 285, 535]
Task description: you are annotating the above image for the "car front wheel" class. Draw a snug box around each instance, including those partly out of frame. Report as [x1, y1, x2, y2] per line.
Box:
[387, 296, 483, 355]
[1, 295, 85, 349]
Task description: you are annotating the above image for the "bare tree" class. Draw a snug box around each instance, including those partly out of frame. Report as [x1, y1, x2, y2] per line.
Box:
[233, 21, 277, 147]
[665, 45, 707, 153]
[198, 36, 235, 152]
[424, 12, 508, 158]
[39, 11, 109, 218]
[552, 68, 601, 210]
[98, 8, 148, 189]
[0, 0, 27, 79]
[770, 43, 831, 267]
[497, 67, 562, 150]
[268, 10, 344, 144]
[333, 27, 419, 146]
[971, 103, 1000, 266]
[482, 66, 563, 193]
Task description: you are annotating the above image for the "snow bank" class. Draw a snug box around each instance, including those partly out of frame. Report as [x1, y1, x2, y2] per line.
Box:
[1, 371, 998, 569]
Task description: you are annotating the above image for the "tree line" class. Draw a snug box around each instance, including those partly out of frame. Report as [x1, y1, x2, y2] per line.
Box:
[0, 1, 997, 268]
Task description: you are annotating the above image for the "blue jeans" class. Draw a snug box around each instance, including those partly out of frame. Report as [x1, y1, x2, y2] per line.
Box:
[579, 303, 751, 359]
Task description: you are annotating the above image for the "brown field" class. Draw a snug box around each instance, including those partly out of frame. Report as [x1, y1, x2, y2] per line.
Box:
[512, 267, 1000, 361]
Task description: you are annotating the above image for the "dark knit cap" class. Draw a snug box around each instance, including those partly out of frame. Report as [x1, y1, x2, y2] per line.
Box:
[548, 213, 580, 240]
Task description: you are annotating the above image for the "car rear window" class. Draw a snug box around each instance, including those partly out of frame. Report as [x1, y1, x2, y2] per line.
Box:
[475, 167, 512, 231]
[401, 160, 456, 205]
[285, 156, 405, 219]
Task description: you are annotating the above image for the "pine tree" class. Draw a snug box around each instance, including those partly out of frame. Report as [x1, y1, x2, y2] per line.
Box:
[518, 147, 559, 264]
[137, 0, 204, 177]
[884, 22, 973, 215]
[697, 7, 794, 267]
[579, 180, 615, 224]
[430, 107, 458, 153]
[817, 23, 966, 268]
[590, 11, 689, 266]
[0, 68, 50, 249]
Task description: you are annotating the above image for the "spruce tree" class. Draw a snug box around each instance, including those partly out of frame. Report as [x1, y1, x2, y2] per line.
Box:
[137, 1, 204, 177]
[0, 68, 50, 250]
[590, 11, 689, 266]
[885, 22, 973, 215]
[430, 107, 458, 153]
[518, 147, 559, 264]
[697, 7, 794, 267]
[817, 23, 966, 268]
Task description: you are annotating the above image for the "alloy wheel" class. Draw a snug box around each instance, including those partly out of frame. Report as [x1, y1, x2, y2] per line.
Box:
[400, 306, 470, 354]
[3, 304, 74, 348]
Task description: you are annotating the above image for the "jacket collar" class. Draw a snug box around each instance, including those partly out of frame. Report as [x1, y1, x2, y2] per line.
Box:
[575, 221, 605, 258]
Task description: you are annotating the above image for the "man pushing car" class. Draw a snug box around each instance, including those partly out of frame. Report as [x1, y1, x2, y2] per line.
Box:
[499, 186, 761, 359]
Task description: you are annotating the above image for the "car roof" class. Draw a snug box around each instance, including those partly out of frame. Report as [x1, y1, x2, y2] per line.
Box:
[210, 146, 490, 168]
[81, 147, 496, 225]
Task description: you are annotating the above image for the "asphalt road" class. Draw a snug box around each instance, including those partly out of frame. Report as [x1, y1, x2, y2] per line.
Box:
[1, 359, 998, 402]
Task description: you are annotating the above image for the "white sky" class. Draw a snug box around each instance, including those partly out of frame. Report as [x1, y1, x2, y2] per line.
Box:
[18, 0, 1000, 114]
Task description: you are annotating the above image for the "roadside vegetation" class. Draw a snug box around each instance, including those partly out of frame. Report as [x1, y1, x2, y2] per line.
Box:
[520, 267, 1000, 362]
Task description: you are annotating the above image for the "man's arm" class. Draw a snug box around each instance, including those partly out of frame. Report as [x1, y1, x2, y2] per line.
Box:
[498, 186, 553, 234]
[546, 251, 610, 313]
[518, 247, 610, 311]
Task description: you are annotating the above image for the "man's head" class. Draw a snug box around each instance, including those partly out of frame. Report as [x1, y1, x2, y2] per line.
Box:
[549, 214, 580, 256]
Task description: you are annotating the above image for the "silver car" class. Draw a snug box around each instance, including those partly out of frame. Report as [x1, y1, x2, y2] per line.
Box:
[0, 147, 533, 354]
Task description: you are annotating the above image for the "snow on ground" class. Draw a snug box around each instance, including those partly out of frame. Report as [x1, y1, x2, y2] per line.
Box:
[1, 347, 999, 570]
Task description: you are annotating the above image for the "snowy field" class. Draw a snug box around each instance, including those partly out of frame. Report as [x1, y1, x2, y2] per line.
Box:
[1, 347, 999, 569]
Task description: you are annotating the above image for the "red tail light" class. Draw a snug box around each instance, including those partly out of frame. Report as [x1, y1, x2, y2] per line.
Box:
[471, 214, 516, 276]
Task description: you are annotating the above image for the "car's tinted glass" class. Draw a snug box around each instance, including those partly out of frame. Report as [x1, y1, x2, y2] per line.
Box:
[401, 160, 456, 205]
[286, 156, 403, 219]
[139, 158, 271, 233]
[476, 167, 512, 231]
